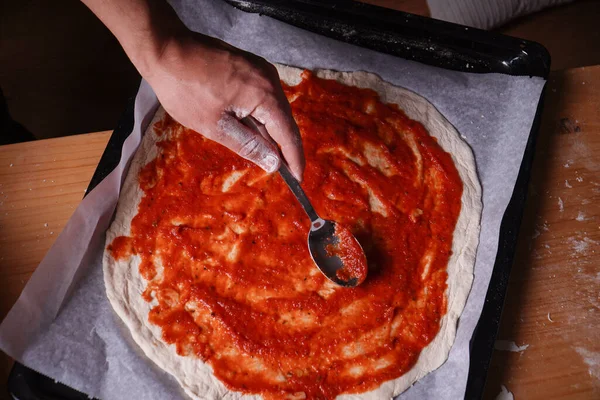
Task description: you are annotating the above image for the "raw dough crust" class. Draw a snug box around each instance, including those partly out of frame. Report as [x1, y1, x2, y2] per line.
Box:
[103, 65, 482, 400]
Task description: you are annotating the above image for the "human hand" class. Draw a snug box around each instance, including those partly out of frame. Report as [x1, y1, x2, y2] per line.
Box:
[143, 33, 305, 180]
[81, 0, 303, 178]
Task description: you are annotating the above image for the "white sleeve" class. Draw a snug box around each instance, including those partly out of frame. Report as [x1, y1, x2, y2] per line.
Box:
[426, 0, 573, 30]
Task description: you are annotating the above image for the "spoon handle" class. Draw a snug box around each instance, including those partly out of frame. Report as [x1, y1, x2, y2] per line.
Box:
[277, 163, 323, 228]
[241, 116, 324, 229]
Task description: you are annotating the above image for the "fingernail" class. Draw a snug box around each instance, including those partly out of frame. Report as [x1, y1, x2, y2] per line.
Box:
[259, 154, 280, 174]
[292, 168, 303, 182]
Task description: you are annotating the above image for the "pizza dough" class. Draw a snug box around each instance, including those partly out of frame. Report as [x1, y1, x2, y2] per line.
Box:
[103, 65, 482, 399]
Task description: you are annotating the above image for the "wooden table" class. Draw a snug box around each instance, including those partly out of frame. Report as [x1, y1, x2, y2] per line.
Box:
[0, 66, 598, 399]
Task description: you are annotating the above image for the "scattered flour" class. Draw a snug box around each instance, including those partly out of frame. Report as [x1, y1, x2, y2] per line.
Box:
[576, 211, 586, 222]
[495, 384, 514, 400]
[547, 313, 553, 322]
[574, 347, 600, 380]
[570, 237, 598, 255]
[532, 221, 551, 240]
[564, 160, 573, 168]
[558, 197, 564, 212]
[565, 180, 573, 188]
[495, 340, 529, 352]
[576, 176, 584, 183]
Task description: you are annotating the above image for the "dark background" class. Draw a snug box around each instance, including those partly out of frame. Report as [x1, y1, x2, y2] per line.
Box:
[1, 0, 600, 140]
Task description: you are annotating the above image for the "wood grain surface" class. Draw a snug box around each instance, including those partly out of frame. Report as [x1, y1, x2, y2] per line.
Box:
[0, 131, 111, 396]
[0, 68, 598, 398]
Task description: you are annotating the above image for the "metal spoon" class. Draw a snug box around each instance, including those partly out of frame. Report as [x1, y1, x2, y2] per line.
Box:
[242, 117, 368, 287]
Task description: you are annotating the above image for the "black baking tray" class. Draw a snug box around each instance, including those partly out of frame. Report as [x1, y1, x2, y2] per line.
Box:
[7, 0, 550, 399]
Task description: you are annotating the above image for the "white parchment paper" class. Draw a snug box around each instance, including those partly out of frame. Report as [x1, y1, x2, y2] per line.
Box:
[0, 1, 546, 399]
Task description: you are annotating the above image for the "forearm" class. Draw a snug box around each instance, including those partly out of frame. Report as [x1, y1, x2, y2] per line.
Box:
[81, 0, 187, 75]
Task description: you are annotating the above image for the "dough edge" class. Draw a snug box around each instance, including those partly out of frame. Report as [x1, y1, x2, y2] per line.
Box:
[103, 64, 483, 400]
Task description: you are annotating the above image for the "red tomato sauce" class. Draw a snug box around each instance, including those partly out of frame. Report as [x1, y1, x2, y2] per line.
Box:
[108, 71, 463, 399]
[325, 224, 368, 284]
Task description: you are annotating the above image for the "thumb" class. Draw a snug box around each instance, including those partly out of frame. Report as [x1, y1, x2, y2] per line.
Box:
[216, 113, 281, 173]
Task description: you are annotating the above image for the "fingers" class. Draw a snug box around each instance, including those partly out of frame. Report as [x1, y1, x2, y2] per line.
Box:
[215, 113, 281, 173]
[254, 100, 305, 181]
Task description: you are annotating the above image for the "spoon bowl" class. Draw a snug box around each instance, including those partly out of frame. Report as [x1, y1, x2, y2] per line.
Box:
[308, 220, 367, 287]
